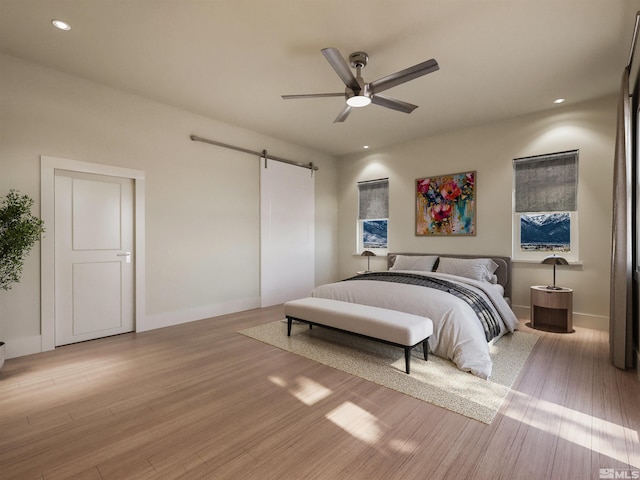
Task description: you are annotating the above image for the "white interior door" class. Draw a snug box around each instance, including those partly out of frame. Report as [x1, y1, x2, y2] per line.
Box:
[54, 170, 135, 346]
[260, 159, 314, 307]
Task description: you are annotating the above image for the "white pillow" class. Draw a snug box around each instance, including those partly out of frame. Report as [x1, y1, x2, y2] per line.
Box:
[390, 255, 439, 272]
[436, 257, 499, 283]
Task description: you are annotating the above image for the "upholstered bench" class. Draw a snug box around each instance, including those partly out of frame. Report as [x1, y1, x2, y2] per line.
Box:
[283, 297, 433, 374]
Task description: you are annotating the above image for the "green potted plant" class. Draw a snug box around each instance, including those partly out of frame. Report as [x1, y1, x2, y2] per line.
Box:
[0, 190, 45, 370]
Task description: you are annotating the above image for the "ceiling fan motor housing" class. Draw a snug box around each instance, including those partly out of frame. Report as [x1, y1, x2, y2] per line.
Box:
[349, 51, 369, 68]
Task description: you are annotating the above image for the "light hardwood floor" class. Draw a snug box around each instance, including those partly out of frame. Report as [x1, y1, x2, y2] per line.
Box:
[1, 306, 639, 480]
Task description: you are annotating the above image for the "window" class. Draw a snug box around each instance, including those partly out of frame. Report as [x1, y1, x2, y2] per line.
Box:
[513, 150, 579, 262]
[357, 178, 388, 252]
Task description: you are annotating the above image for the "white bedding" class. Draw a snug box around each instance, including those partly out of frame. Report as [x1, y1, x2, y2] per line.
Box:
[311, 270, 519, 379]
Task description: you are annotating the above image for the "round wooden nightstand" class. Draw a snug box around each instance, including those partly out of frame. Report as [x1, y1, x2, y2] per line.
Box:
[527, 285, 574, 333]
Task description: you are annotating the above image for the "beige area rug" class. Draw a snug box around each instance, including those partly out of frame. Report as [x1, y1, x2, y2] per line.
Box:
[240, 320, 539, 424]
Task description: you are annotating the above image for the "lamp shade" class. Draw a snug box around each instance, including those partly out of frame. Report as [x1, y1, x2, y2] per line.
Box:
[541, 254, 568, 289]
[541, 255, 569, 266]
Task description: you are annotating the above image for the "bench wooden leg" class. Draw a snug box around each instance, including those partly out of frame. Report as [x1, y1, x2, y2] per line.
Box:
[287, 317, 313, 334]
[423, 339, 429, 361]
[404, 347, 411, 374]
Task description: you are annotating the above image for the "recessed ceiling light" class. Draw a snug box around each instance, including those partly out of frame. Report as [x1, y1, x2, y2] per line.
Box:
[363, 145, 370, 149]
[553, 98, 566, 104]
[51, 19, 71, 31]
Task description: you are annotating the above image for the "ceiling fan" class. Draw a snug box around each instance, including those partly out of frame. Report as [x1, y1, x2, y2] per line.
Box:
[282, 47, 439, 123]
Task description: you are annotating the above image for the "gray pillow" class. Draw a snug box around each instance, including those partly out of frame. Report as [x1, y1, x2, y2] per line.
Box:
[436, 257, 499, 282]
[390, 255, 439, 272]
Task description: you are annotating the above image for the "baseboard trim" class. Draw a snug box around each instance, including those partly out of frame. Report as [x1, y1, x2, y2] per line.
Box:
[3, 298, 262, 360]
[138, 297, 261, 332]
[5, 335, 43, 359]
[512, 305, 608, 331]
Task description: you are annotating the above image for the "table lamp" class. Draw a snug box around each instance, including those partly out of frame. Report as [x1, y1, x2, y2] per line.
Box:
[541, 254, 569, 290]
[361, 250, 376, 272]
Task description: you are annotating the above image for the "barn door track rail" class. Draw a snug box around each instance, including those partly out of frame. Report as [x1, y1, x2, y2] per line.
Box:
[190, 134, 318, 173]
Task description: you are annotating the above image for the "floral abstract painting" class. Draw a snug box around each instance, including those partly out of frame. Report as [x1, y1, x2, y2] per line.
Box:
[416, 171, 476, 235]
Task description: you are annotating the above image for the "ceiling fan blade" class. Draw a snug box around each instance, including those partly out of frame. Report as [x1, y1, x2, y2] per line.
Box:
[321, 48, 360, 92]
[333, 104, 352, 123]
[282, 93, 344, 100]
[371, 93, 418, 113]
[369, 59, 439, 94]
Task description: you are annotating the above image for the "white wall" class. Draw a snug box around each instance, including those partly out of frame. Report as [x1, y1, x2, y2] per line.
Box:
[0, 53, 338, 357]
[337, 95, 617, 330]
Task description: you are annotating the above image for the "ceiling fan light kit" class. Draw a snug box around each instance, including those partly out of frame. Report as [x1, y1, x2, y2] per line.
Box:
[346, 93, 371, 107]
[282, 47, 439, 122]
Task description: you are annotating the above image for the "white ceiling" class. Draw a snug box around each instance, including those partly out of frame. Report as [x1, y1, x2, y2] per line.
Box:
[1, 0, 639, 156]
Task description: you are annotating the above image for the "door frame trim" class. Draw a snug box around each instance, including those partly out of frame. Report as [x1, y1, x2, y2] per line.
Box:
[40, 156, 146, 351]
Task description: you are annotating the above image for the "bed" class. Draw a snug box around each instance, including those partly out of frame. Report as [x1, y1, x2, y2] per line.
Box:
[311, 252, 519, 379]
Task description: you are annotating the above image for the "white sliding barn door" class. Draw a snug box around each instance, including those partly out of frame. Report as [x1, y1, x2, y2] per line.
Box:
[260, 159, 314, 307]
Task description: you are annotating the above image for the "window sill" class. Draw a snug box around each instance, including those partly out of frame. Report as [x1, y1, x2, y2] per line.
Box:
[512, 258, 583, 266]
